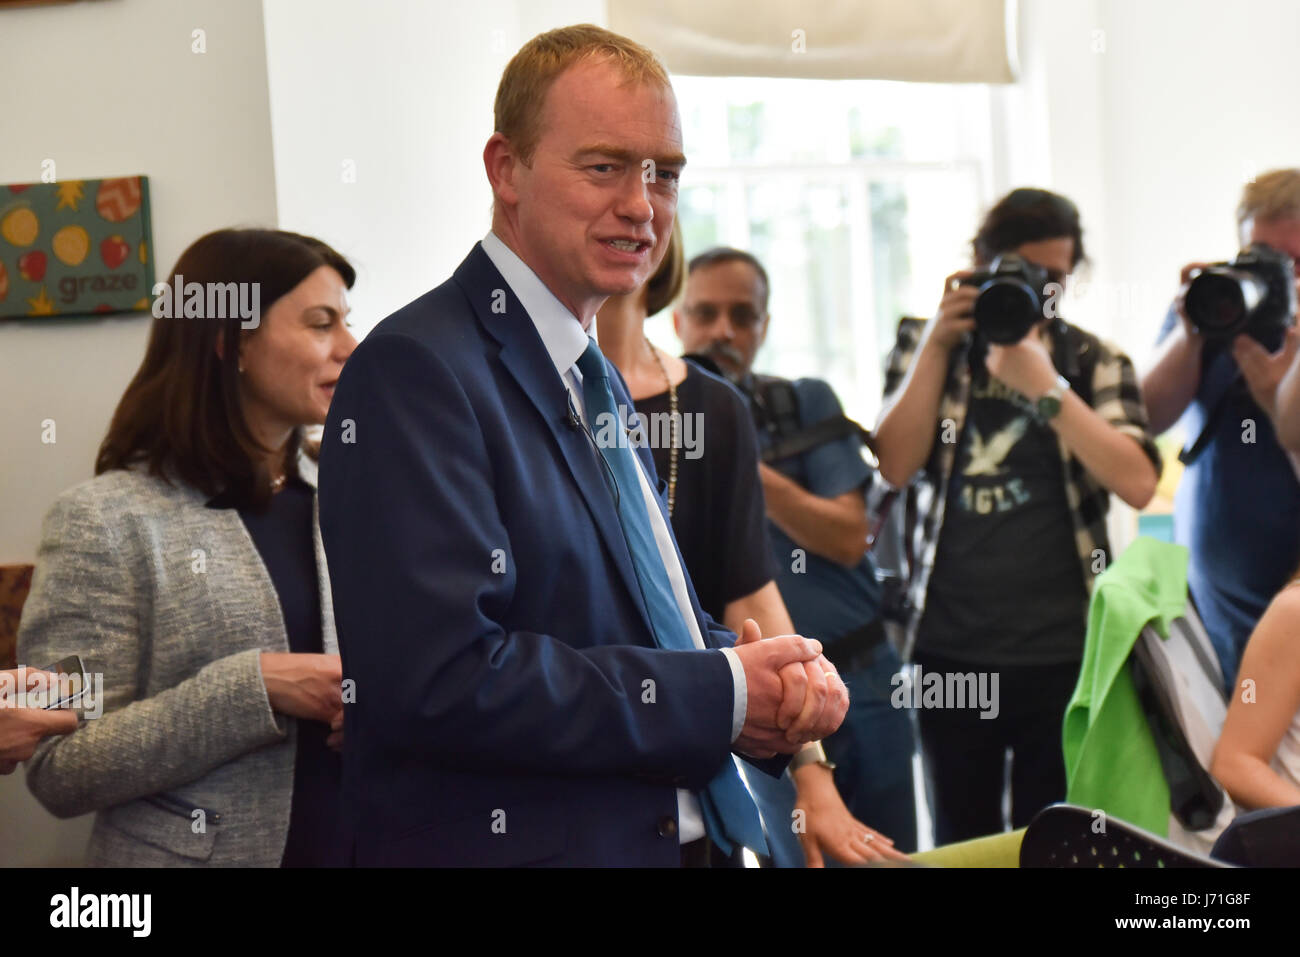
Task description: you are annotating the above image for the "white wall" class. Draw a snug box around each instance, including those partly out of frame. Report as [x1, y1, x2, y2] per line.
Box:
[1094, 0, 1300, 354]
[1008, 0, 1300, 355]
[0, 0, 279, 563]
[0, 0, 278, 865]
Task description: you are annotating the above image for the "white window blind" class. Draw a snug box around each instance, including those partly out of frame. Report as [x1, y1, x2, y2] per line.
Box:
[607, 0, 1015, 83]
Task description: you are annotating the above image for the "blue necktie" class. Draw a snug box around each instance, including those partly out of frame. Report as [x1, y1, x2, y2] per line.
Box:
[575, 338, 768, 857]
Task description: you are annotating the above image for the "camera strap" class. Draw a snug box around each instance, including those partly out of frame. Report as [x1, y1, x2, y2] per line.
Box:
[1177, 358, 1243, 467]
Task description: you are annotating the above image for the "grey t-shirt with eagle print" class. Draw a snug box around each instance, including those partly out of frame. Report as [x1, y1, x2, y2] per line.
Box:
[916, 364, 1090, 666]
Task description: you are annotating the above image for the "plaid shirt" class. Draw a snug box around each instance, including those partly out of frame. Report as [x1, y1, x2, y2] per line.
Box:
[878, 317, 1162, 657]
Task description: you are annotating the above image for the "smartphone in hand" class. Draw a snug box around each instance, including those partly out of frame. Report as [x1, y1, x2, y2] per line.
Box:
[29, 655, 88, 710]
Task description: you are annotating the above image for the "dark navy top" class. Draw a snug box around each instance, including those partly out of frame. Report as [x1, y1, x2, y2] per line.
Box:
[211, 477, 346, 866]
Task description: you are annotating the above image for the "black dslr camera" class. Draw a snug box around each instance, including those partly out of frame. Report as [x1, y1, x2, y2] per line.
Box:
[1184, 243, 1296, 347]
[960, 253, 1054, 345]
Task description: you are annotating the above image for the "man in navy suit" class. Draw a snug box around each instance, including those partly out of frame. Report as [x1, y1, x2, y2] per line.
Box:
[318, 24, 848, 867]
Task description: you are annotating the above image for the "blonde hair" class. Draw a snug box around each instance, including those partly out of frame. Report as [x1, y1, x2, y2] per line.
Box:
[1238, 169, 1300, 233]
[493, 24, 671, 166]
[645, 219, 684, 317]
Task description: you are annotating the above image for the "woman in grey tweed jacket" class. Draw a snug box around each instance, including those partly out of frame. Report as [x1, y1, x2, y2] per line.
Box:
[18, 229, 358, 866]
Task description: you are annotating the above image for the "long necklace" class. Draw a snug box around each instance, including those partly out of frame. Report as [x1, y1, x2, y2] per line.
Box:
[646, 338, 679, 517]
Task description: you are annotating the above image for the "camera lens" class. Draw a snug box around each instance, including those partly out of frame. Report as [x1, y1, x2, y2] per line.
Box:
[1185, 270, 1265, 338]
[974, 280, 1040, 344]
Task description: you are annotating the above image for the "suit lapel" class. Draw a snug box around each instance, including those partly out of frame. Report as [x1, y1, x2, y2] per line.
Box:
[452, 245, 654, 636]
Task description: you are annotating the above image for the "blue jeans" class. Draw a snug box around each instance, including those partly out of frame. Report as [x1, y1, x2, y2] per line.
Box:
[742, 641, 918, 865]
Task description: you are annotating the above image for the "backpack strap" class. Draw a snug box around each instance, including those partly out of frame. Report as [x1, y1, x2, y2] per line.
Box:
[761, 416, 875, 465]
[753, 375, 878, 464]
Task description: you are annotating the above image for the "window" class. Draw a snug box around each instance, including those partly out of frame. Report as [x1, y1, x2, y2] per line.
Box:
[652, 76, 999, 424]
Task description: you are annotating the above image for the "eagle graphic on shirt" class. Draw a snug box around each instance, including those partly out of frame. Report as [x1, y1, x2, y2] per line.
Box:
[963, 417, 1030, 476]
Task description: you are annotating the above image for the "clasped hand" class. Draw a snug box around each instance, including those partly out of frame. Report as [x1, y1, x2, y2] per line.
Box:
[261, 652, 345, 751]
[731, 619, 849, 758]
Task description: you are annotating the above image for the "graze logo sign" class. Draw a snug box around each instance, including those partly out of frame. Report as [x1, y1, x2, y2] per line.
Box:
[0, 176, 154, 319]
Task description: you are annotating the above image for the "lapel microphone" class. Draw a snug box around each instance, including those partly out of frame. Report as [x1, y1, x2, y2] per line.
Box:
[566, 384, 621, 508]
[566, 390, 582, 430]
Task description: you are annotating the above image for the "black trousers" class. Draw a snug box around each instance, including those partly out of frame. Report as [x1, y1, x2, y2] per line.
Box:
[914, 649, 1080, 846]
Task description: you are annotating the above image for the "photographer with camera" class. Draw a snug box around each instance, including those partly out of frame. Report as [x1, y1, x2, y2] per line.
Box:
[674, 247, 919, 856]
[874, 188, 1161, 845]
[1142, 169, 1300, 693]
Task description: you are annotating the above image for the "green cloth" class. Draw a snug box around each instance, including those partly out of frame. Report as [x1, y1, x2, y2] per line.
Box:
[1063, 537, 1189, 836]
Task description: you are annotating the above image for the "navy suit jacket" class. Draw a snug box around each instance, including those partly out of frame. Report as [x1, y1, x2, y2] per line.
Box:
[319, 243, 777, 866]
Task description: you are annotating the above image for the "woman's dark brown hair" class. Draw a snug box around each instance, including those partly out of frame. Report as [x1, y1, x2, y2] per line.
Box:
[96, 228, 355, 508]
[972, 187, 1088, 269]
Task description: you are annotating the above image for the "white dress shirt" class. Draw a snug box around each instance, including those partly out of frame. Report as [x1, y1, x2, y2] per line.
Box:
[480, 231, 750, 844]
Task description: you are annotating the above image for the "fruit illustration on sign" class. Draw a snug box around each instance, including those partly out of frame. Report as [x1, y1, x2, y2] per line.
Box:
[101, 235, 129, 269]
[18, 250, 47, 282]
[0, 259, 8, 302]
[1, 206, 39, 246]
[52, 225, 90, 266]
[95, 177, 142, 223]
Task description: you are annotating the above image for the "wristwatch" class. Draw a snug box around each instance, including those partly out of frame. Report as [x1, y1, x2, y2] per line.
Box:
[1035, 374, 1070, 421]
[789, 741, 837, 773]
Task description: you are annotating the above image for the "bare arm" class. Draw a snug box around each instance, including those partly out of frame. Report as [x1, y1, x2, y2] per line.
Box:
[722, 580, 795, 638]
[1210, 586, 1300, 810]
[1048, 392, 1158, 508]
[726, 590, 907, 864]
[1142, 320, 1204, 434]
[985, 330, 1158, 509]
[1232, 328, 1300, 457]
[1275, 339, 1300, 453]
[874, 273, 976, 488]
[760, 468, 868, 567]
[1140, 263, 1211, 434]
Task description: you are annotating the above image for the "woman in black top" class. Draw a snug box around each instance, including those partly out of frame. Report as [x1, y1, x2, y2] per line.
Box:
[21, 229, 357, 866]
[177, 229, 358, 866]
[595, 223, 905, 866]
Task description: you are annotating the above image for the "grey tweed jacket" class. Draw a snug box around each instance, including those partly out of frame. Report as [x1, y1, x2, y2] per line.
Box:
[18, 455, 338, 867]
